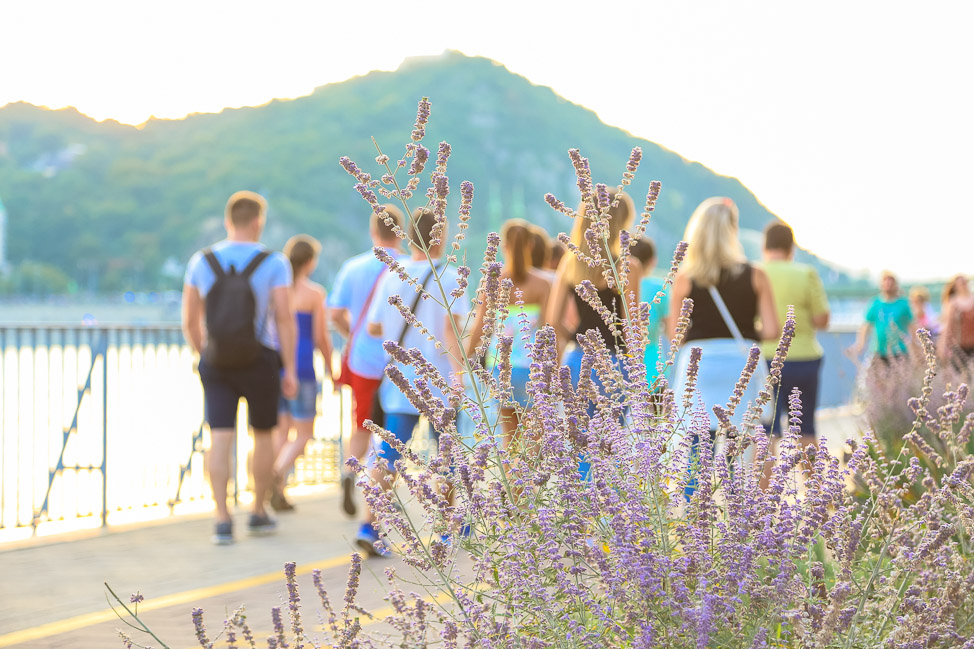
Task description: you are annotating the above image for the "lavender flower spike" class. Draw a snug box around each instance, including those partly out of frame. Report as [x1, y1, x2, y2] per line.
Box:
[411, 97, 431, 141]
[191, 607, 213, 649]
[623, 146, 642, 185]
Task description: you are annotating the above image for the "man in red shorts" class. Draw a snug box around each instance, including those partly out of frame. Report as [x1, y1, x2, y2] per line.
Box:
[328, 204, 404, 516]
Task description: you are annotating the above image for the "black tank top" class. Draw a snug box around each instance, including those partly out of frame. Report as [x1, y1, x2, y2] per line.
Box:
[685, 263, 759, 342]
[573, 287, 627, 351]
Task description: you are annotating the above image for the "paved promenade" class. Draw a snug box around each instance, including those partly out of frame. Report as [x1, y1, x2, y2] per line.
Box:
[0, 408, 863, 649]
[0, 488, 391, 649]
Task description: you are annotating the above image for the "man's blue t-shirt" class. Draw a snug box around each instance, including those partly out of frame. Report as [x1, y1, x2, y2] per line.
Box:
[865, 296, 913, 357]
[184, 241, 292, 350]
[329, 247, 402, 380]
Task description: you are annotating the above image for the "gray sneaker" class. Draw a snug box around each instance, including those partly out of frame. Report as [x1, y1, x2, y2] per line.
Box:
[247, 513, 277, 536]
[212, 520, 234, 545]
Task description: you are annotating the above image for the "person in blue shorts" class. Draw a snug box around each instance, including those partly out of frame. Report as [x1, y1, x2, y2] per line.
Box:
[270, 235, 334, 511]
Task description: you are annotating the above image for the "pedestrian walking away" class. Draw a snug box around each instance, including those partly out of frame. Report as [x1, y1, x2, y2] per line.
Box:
[356, 207, 469, 557]
[630, 236, 670, 393]
[759, 221, 830, 488]
[328, 204, 406, 517]
[546, 188, 642, 479]
[270, 234, 334, 512]
[667, 197, 779, 499]
[467, 218, 551, 450]
[181, 190, 297, 545]
[938, 274, 974, 374]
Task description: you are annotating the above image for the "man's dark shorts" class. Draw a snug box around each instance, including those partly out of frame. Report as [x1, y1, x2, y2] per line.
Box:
[199, 346, 281, 430]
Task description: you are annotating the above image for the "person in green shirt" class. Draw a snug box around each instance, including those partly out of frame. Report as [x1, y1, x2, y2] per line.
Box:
[759, 222, 830, 485]
[852, 270, 915, 361]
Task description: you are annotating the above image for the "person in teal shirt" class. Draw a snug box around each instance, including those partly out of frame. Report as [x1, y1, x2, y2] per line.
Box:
[630, 237, 669, 390]
[853, 270, 915, 360]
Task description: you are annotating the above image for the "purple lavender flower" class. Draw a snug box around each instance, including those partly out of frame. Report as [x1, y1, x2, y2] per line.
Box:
[408, 144, 430, 176]
[192, 607, 212, 648]
[411, 97, 431, 141]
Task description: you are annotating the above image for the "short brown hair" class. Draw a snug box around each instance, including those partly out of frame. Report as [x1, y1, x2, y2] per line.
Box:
[283, 234, 321, 274]
[371, 204, 405, 243]
[409, 207, 437, 250]
[763, 221, 794, 253]
[225, 190, 267, 227]
[630, 236, 657, 267]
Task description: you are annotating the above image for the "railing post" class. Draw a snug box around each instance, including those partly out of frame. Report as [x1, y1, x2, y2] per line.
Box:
[100, 331, 109, 528]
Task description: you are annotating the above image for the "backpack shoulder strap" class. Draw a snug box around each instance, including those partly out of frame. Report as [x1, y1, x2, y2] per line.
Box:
[241, 250, 271, 278]
[203, 249, 225, 278]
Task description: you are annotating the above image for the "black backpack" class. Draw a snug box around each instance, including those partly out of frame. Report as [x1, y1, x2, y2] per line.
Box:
[202, 248, 271, 369]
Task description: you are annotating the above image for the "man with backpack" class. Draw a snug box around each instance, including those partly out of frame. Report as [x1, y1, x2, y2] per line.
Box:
[182, 190, 297, 545]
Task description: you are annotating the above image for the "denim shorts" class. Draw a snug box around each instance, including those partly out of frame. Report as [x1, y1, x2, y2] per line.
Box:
[279, 379, 320, 421]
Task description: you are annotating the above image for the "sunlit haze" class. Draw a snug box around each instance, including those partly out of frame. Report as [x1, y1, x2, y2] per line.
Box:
[3, 0, 972, 281]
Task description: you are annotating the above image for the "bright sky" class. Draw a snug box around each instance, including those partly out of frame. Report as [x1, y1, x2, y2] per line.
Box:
[3, 0, 972, 281]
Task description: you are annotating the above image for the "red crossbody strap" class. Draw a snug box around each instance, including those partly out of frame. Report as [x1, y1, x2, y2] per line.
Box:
[343, 267, 386, 359]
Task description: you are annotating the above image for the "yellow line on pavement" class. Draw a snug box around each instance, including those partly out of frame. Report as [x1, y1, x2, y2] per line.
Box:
[0, 554, 353, 647]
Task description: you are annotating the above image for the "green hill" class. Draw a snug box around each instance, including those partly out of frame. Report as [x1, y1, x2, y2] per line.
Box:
[0, 51, 858, 294]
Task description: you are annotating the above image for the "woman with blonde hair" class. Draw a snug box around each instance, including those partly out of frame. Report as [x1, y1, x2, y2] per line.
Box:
[547, 188, 642, 394]
[667, 197, 778, 490]
[468, 218, 551, 447]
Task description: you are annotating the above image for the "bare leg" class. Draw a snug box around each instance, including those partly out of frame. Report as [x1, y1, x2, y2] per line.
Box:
[499, 407, 518, 452]
[252, 429, 274, 517]
[349, 427, 372, 463]
[760, 437, 779, 491]
[274, 418, 315, 486]
[208, 429, 234, 522]
[272, 412, 292, 461]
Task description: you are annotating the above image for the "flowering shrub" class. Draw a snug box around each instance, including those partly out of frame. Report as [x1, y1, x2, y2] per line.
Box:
[856, 338, 974, 505]
[115, 99, 974, 648]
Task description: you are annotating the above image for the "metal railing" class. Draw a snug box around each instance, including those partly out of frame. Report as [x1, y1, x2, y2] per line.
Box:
[0, 325, 347, 542]
[0, 323, 862, 542]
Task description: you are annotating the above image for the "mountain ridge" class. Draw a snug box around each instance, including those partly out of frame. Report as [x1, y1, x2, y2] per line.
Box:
[0, 51, 859, 294]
